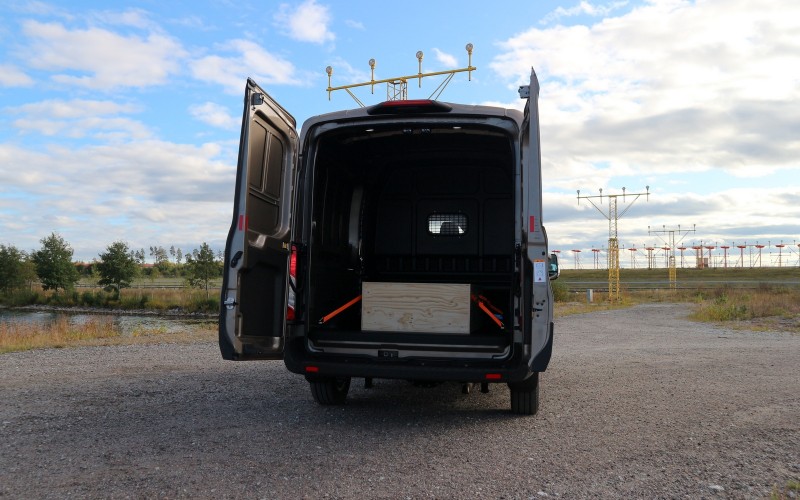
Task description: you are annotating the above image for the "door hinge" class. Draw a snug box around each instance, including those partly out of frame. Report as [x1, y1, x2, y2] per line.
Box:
[224, 297, 237, 310]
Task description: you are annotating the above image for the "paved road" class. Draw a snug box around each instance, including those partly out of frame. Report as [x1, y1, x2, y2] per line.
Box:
[1, 303, 798, 498]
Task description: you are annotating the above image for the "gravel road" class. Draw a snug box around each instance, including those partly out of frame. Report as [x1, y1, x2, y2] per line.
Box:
[1, 303, 798, 499]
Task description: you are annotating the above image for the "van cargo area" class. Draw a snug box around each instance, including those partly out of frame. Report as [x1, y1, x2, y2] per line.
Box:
[301, 123, 517, 360]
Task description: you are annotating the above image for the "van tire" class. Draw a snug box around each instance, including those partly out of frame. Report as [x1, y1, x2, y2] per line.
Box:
[508, 373, 540, 415]
[310, 377, 351, 405]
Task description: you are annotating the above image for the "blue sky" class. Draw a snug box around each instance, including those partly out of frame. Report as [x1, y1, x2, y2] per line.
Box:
[1, 0, 799, 267]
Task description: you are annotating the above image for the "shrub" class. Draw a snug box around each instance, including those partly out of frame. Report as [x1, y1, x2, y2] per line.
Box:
[550, 280, 571, 302]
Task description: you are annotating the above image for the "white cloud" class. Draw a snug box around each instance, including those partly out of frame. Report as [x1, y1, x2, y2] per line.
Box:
[190, 39, 302, 93]
[7, 99, 149, 139]
[431, 48, 457, 68]
[89, 8, 159, 30]
[20, 20, 186, 89]
[490, 0, 800, 180]
[345, 19, 365, 30]
[9, 99, 139, 118]
[274, 0, 335, 44]
[190, 102, 238, 130]
[540, 1, 629, 24]
[0, 140, 235, 260]
[0, 64, 34, 87]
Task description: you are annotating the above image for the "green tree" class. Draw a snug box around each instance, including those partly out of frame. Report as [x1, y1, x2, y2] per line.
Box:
[149, 245, 172, 276]
[31, 233, 80, 293]
[96, 241, 139, 299]
[19, 254, 37, 291]
[0, 244, 26, 294]
[185, 242, 222, 299]
[149, 245, 169, 265]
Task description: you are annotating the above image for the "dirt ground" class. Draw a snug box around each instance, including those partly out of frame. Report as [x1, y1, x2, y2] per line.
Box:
[1, 303, 798, 498]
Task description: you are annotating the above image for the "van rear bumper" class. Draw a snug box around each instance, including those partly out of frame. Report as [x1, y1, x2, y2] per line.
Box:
[283, 323, 552, 383]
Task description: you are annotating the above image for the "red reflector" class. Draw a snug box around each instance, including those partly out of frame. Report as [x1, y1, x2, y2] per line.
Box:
[305, 366, 319, 373]
[286, 306, 295, 321]
[485, 373, 502, 380]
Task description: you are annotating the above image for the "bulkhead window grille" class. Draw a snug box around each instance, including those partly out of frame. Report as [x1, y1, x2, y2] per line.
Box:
[428, 213, 467, 235]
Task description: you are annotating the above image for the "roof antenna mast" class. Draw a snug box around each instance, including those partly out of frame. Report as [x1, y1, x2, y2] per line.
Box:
[325, 43, 476, 107]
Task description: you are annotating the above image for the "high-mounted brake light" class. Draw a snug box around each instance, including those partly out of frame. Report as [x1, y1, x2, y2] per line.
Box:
[366, 100, 452, 115]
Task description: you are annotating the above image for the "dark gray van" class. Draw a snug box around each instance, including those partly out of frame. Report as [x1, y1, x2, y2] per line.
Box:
[219, 69, 557, 414]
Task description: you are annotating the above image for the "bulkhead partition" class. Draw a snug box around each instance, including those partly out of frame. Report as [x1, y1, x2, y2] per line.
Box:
[372, 163, 514, 280]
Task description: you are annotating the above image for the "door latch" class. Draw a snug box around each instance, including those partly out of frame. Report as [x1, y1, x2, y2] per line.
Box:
[223, 298, 237, 310]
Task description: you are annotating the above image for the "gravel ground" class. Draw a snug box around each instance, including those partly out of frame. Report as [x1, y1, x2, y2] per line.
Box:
[1, 303, 798, 499]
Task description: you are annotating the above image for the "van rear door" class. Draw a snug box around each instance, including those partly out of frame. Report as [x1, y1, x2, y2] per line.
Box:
[219, 79, 298, 360]
[520, 68, 554, 364]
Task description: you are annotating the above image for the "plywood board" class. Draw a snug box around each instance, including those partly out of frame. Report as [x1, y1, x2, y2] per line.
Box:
[362, 282, 471, 334]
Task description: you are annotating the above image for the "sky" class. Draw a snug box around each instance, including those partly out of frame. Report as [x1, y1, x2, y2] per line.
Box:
[1, 0, 799, 268]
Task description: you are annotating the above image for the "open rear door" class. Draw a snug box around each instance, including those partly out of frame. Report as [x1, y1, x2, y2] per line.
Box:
[520, 68, 554, 368]
[219, 79, 298, 360]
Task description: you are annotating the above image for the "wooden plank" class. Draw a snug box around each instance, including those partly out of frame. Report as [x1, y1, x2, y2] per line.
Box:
[362, 282, 471, 333]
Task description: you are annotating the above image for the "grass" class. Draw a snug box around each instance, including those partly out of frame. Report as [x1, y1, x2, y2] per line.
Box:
[688, 286, 800, 331]
[1, 285, 220, 313]
[0, 314, 218, 354]
[554, 282, 800, 332]
[0, 316, 120, 354]
[771, 479, 800, 499]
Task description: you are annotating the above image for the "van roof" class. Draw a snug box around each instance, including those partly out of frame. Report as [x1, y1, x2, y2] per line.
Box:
[301, 101, 524, 131]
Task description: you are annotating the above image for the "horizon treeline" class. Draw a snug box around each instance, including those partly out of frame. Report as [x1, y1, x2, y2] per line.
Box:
[0, 232, 223, 298]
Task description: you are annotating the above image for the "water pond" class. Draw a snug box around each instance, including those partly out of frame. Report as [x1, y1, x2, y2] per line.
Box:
[0, 308, 216, 337]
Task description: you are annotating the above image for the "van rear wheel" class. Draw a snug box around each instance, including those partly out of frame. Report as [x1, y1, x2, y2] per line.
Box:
[508, 373, 539, 415]
[309, 377, 351, 405]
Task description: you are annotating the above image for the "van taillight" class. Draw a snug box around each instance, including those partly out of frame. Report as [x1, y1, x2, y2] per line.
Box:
[287, 245, 298, 321]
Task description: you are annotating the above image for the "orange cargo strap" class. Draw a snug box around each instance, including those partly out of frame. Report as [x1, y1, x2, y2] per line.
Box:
[319, 295, 362, 325]
[471, 294, 504, 329]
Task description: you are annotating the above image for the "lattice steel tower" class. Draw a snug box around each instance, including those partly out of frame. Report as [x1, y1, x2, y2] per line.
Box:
[649, 224, 696, 289]
[578, 187, 650, 302]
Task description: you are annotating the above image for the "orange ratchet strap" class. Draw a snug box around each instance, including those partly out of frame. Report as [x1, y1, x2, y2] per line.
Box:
[471, 294, 504, 329]
[318, 295, 362, 324]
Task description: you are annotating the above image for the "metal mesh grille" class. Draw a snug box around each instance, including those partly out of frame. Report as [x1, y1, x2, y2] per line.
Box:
[428, 213, 467, 235]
